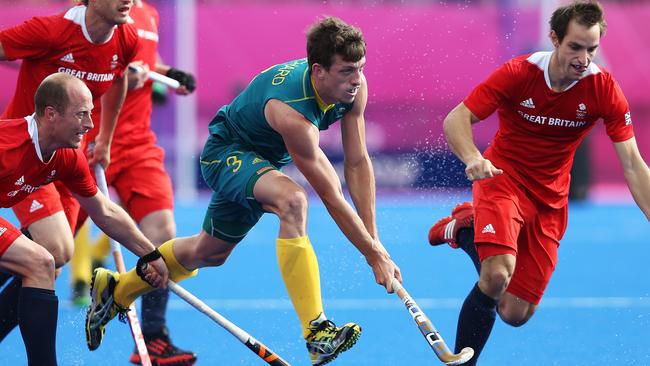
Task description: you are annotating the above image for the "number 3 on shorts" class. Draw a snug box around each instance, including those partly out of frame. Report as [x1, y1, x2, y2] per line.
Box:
[226, 155, 242, 173]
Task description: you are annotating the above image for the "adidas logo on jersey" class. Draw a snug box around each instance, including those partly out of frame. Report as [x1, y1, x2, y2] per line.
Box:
[60, 53, 75, 63]
[481, 224, 496, 234]
[0, 227, 6, 237]
[14, 176, 24, 186]
[520, 98, 535, 108]
[29, 200, 44, 213]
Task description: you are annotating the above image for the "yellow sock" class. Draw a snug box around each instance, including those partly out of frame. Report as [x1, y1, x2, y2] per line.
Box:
[91, 232, 111, 263]
[276, 236, 325, 338]
[70, 221, 92, 285]
[114, 239, 198, 307]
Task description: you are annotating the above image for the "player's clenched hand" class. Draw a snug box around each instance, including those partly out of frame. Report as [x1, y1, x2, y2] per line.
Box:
[366, 240, 402, 293]
[87, 140, 111, 168]
[464, 157, 503, 181]
[143, 257, 169, 289]
[127, 61, 149, 90]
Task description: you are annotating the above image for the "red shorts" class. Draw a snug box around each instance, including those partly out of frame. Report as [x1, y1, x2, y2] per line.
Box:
[0, 217, 23, 258]
[76, 143, 173, 227]
[472, 173, 568, 305]
[12, 183, 80, 232]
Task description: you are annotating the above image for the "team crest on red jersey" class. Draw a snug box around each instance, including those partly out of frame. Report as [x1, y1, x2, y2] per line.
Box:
[576, 103, 587, 119]
[111, 54, 119, 69]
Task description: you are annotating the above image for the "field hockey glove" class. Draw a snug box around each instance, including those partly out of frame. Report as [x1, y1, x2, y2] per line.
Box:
[166, 67, 196, 92]
[136, 248, 163, 281]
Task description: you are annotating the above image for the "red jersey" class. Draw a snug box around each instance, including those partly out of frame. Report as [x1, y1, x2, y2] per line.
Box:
[0, 5, 139, 120]
[464, 51, 634, 208]
[0, 116, 97, 208]
[87, 1, 159, 155]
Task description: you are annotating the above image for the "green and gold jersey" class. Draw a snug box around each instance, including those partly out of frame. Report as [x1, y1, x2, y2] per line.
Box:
[208, 58, 353, 168]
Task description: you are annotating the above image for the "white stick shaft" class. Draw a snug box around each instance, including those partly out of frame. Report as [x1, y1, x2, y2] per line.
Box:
[94, 166, 123, 254]
[167, 281, 249, 343]
[93, 165, 151, 366]
[128, 64, 181, 89]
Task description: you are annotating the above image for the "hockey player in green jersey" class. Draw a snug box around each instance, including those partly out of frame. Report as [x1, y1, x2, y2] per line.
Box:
[86, 16, 401, 366]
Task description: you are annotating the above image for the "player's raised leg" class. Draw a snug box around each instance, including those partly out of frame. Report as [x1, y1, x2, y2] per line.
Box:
[254, 170, 361, 366]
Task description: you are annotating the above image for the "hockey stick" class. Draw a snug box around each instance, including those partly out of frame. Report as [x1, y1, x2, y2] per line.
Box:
[128, 64, 181, 89]
[94, 165, 152, 366]
[167, 280, 291, 365]
[391, 278, 474, 365]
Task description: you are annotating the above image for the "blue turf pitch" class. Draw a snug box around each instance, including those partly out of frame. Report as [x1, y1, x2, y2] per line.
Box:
[1, 193, 649, 365]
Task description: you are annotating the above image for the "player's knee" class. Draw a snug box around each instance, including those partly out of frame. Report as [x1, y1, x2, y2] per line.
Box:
[148, 223, 176, 247]
[56, 240, 74, 268]
[24, 245, 56, 283]
[32, 233, 73, 268]
[277, 189, 308, 225]
[479, 268, 512, 296]
[140, 211, 176, 245]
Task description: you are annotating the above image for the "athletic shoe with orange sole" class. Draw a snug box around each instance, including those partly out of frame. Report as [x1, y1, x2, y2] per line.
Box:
[129, 327, 197, 366]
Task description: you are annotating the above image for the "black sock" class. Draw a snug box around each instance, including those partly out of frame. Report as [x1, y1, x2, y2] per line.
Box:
[141, 287, 169, 336]
[456, 228, 481, 274]
[455, 282, 497, 366]
[0, 276, 22, 341]
[18, 287, 58, 366]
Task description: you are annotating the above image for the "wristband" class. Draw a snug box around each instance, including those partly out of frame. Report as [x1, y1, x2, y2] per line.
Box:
[136, 248, 163, 280]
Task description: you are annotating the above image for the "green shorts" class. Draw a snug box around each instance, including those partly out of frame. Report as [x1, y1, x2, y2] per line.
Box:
[200, 135, 277, 243]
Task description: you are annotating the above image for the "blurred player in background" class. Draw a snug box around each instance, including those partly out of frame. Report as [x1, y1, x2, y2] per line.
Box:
[0, 72, 168, 366]
[427, 2, 650, 365]
[68, 0, 197, 364]
[0, 0, 139, 342]
[86, 16, 401, 366]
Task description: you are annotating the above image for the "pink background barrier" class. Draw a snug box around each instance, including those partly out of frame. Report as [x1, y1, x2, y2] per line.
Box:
[1, 1, 648, 187]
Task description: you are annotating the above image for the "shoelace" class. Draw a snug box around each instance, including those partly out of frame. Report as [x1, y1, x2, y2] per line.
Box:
[312, 320, 337, 334]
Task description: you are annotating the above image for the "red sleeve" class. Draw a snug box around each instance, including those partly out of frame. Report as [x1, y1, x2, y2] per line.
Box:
[150, 4, 161, 29]
[117, 24, 141, 76]
[601, 74, 634, 142]
[58, 149, 98, 197]
[0, 16, 54, 61]
[463, 60, 520, 120]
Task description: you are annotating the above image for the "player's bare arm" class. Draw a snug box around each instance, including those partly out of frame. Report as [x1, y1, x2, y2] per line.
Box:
[265, 99, 400, 292]
[614, 137, 650, 220]
[73, 190, 169, 287]
[0, 40, 5, 60]
[444, 102, 503, 181]
[340, 76, 377, 238]
[89, 73, 128, 168]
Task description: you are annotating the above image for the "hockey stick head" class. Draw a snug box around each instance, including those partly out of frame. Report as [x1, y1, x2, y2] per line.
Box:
[441, 347, 474, 365]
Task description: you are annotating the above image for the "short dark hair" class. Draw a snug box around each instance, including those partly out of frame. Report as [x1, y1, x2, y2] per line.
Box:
[34, 73, 74, 116]
[81, 0, 88, 5]
[550, 1, 606, 43]
[307, 16, 366, 69]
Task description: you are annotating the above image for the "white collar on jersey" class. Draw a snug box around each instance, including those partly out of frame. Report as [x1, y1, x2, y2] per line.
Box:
[527, 51, 601, 92]
[25, 114, 55, 163]
[64, 5, 115, 45]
